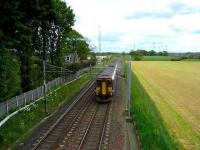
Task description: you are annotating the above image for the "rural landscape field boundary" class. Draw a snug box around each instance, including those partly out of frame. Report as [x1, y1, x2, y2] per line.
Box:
[130, 71, 180, 149]
[131, 61, 200, 150]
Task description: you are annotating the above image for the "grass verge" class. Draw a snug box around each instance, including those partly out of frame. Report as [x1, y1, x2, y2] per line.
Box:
[0, 73, 92, 149]
[130, 72, 180, 150]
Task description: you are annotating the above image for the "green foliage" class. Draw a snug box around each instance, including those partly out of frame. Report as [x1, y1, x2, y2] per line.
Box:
[131, 72, 180, 150]
[130, 50, 143, 61]
[142, 56, 177, 61]
[171, 56, 200, 61]
[122, 54, 128, 78]
[65, 30, 91, 60]
[0, 73, 91, 148]
[0, 49, 21, 102]
[0, 0, 92, 101]
[130, 49, 168, 57]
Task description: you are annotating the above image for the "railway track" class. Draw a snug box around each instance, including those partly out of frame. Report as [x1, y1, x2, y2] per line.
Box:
[79, 103, 111, 150]
[30, 80, 95, 150]
[56, 101, 112, 150]
[18, 65, 118, 150]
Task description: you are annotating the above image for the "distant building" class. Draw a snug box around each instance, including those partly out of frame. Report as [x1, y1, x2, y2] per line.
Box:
[96, 55, 111, 64]
[64, 52, 80, 64]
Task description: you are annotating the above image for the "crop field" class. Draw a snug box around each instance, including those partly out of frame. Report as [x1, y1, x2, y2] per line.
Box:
[131, 61, 200, 149]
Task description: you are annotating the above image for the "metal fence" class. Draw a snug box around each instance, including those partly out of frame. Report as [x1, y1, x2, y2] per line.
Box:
[0, 67, 91, 118]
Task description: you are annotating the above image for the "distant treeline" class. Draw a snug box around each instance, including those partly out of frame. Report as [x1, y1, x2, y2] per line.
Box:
[130, 49, 168, 56]
[0, 0, 92, 102]
[129, 49, 168, 60]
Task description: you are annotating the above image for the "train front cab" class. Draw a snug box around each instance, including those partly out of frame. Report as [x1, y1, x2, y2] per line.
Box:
[95, 78, 113, 102]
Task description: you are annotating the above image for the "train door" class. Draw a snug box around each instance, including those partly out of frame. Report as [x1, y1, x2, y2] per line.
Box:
[102, 80, 107, 95]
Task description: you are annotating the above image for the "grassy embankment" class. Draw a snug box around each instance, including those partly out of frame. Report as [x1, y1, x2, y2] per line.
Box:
[131, 61, 200, 150]
[0, 67, 101, 148]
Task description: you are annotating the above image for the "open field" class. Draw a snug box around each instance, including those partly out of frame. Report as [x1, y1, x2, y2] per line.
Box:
[182, 58, 200, 61]
[142, 56, 176, 61]
[131, 61, 200, 149]
[141, 56, 200, 61]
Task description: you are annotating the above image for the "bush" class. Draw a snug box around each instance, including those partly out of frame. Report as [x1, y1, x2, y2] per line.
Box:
[66, 61, 95, 72]
[0, 134, 3, 147]
[171, 56, 187, 61]
[134, 56, 142, 61]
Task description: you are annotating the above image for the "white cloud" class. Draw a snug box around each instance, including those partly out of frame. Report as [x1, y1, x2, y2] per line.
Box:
[66, 0, 200, 52]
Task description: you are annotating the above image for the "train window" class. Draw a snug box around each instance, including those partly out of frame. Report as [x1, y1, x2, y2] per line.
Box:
[96, 80, 101, 86]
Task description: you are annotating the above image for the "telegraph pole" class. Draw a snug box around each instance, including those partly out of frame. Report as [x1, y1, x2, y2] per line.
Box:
[43, 60, 47, 113]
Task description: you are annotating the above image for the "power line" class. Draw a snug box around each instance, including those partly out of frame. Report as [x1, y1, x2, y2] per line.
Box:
[45, 63, 71, 72]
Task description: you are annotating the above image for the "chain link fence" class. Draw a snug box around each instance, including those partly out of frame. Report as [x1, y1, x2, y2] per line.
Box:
[0, 67, 91, 118]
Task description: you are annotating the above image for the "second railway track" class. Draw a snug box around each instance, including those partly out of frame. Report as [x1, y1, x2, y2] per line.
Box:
[18, 62, 118, 150]
[31, 80, 96, 150]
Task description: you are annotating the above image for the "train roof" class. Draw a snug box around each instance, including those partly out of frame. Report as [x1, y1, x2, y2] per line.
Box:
[97, 63, 117, 80]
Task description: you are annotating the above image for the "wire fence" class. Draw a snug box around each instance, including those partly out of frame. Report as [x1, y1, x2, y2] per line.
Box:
[0, 67, 91, 119]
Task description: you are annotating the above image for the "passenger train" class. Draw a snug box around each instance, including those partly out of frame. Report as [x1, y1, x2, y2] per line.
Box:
[95, 63, 117, 102]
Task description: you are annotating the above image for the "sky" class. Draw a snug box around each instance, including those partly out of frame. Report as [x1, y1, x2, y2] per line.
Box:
[66, 0, 200, 53]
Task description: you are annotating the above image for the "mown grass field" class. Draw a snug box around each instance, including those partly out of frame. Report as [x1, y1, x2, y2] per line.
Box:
[142, 56, 176, 61]
[131, 61, 200, 149]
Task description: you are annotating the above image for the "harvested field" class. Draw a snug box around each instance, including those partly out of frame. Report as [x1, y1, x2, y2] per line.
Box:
[132, 61, 200, 149]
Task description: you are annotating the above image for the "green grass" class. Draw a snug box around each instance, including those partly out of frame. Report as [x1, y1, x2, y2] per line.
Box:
[130, 72, 180, 150]
[142, 56, 176, 61]
[0, 73, 93, 149]
[122, 55, 130, 78]
[132, 61, 200, 149]
[182, 58, 200, 61]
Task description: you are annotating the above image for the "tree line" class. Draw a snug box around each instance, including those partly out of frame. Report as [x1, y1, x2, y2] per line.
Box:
[0, 0, 92, 102]
[130, 49, 168, 56]
[129, 49, 168, 60]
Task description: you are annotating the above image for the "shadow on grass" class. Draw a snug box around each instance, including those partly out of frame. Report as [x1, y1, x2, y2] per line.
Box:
[131, 72, 180, 150]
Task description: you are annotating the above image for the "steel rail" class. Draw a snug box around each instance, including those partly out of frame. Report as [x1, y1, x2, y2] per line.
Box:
[77, 105, 99, 150]
[98, 103, 111, 150]
[32, 80, 95, 150]
[77, 103, 111, 150]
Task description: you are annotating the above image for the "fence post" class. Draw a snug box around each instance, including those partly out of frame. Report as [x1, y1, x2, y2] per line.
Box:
[38, 87, 40, 98]
[6, 100, 9, 114]
[32, 90, 33, 101]
[16, 96, 19, 107]
[41, 86, 43, 95]
[24, 93, 26, 106]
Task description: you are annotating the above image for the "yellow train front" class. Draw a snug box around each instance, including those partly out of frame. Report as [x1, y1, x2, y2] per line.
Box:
[95, 64, 117, 102]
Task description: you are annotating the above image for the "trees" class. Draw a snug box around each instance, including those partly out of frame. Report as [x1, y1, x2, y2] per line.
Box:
[0, 0, 92, 101]
[130, 50, 143, 61]
[130, 49, 168, 58]
[0, 50, 21, 102]
[65, 30, 91, 60]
